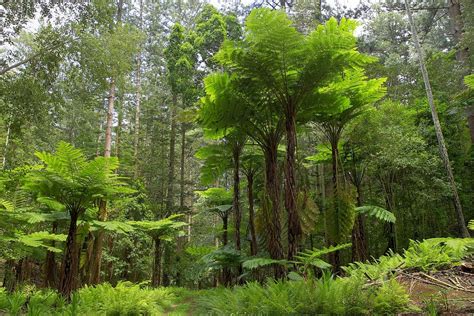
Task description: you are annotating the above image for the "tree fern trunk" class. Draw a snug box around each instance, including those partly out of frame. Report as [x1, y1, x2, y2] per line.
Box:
[285, 107, 302, 261]
[232, 145, 242, 251]
[59, 210, 80, 299]
[263, 138, 285, 278]
[351, 183, 368, 262]
[44, 221, 58, 288]
[248, 173, 258, 256]
[151, 237, 161, 287]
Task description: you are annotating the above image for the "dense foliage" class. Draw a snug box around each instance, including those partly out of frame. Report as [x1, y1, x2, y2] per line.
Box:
[1, 0, 473, 314]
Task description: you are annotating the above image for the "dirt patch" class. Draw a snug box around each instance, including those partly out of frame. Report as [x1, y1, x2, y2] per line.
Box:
[397, 263, 474, 315]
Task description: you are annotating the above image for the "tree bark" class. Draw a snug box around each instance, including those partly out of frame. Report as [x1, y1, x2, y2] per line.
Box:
[166, 94, 178, 214]
[44, 222, 58, 288]
[151, 237, 162, 287]
[328, 138, 341, 272]
[179, 123, 186, 211]
[59, 210, 80, 299]
[247, 173, 258, 256]
[284, 108, 302, 261]
[133, 0, 143, 178]
[232, 145, 242, 251]
[222, 214, 229, 246]
[351, 186, 368, 262]
[104, 79, 115, 158]
[405, 0, 470, 237]
[263, 137, 285, 278]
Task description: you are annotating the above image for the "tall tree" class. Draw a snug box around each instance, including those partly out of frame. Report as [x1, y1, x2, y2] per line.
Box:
[405, 0, 469, 238]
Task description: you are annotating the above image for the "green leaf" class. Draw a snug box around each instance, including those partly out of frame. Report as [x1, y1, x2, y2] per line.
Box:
[242, 258, 288, 270]
[356, 205, 396, 223]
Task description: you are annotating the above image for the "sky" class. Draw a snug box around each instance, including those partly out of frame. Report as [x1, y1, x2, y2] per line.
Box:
[209, 0, 363, 9]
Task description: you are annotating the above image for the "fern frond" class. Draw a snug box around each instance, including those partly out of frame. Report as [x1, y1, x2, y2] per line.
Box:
[356, 205, 396, 223]
[242, 257, 288, 270]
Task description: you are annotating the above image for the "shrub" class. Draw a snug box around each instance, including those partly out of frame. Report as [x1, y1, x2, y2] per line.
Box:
[76, 282, 176, 315]
[373, 279, 411, 315]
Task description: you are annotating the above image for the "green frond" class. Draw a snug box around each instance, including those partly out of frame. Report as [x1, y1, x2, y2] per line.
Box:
[17, 231, 67, 253]
[242, 257, 288, 270]
[90, 220, 135, 234]
[356, 205, 396, 223]
[295, 243, 351, 270]
[325, 190, 356, 244]
[469, 219, 474, 230]
[0, 199, 14, 211]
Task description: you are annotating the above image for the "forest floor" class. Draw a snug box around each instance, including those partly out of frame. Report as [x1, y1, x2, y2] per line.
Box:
[161, 262, 474, 316]
[397, 262, 474, 315]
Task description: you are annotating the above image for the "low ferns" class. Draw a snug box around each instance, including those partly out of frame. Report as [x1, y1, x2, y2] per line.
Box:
[344, 237, 474, 280]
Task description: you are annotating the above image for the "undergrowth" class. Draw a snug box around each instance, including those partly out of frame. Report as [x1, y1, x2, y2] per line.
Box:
[0, 238, 471, 315]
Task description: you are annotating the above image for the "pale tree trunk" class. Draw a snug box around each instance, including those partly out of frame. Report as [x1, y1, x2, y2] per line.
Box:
[405, 0, 470, 238]
[133, 0, 143, 178]
[179, 123, 186, 211]
[104, 79, 116, 159]
[162, 95, 177, 286]
[115, 103, 123, 158]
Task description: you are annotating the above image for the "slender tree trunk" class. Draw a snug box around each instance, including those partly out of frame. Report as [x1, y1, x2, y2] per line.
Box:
[263, 138, 284, 278]
[133, 0, 143, 178]
[104, 79, 115, 158]
[383, 182, 397, 253]
[328, 138, 341, 272]
[221, 214, 231, 285]
[405, 0, 470, 237]
[179, 123, 186, 211]
[115, 104, 123, 158]
[222, 214, 228, 246]
[285, 108, 302, 260]
[166, 95, 177, 214]
[89, 200, 107, 284]
[151, 237, 162, 287]
[232, 145, 242, 251]
[59, 210, 80, 299]
[3, 259, 16, 292]
[351, 185, 368, 262]
[44, 222, 58, 288]
[247, 173, 258, 256]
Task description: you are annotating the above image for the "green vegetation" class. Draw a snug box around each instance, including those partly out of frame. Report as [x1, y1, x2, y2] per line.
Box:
[1, 0, 474, 314]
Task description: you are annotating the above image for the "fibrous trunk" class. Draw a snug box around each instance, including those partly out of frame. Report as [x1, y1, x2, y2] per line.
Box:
[247, 173, 258, 256]
[263, 139, 284, 278]
[59, 210, 80, 299]
[151, 237, 161, 287]
[284, 108, 302, 260]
